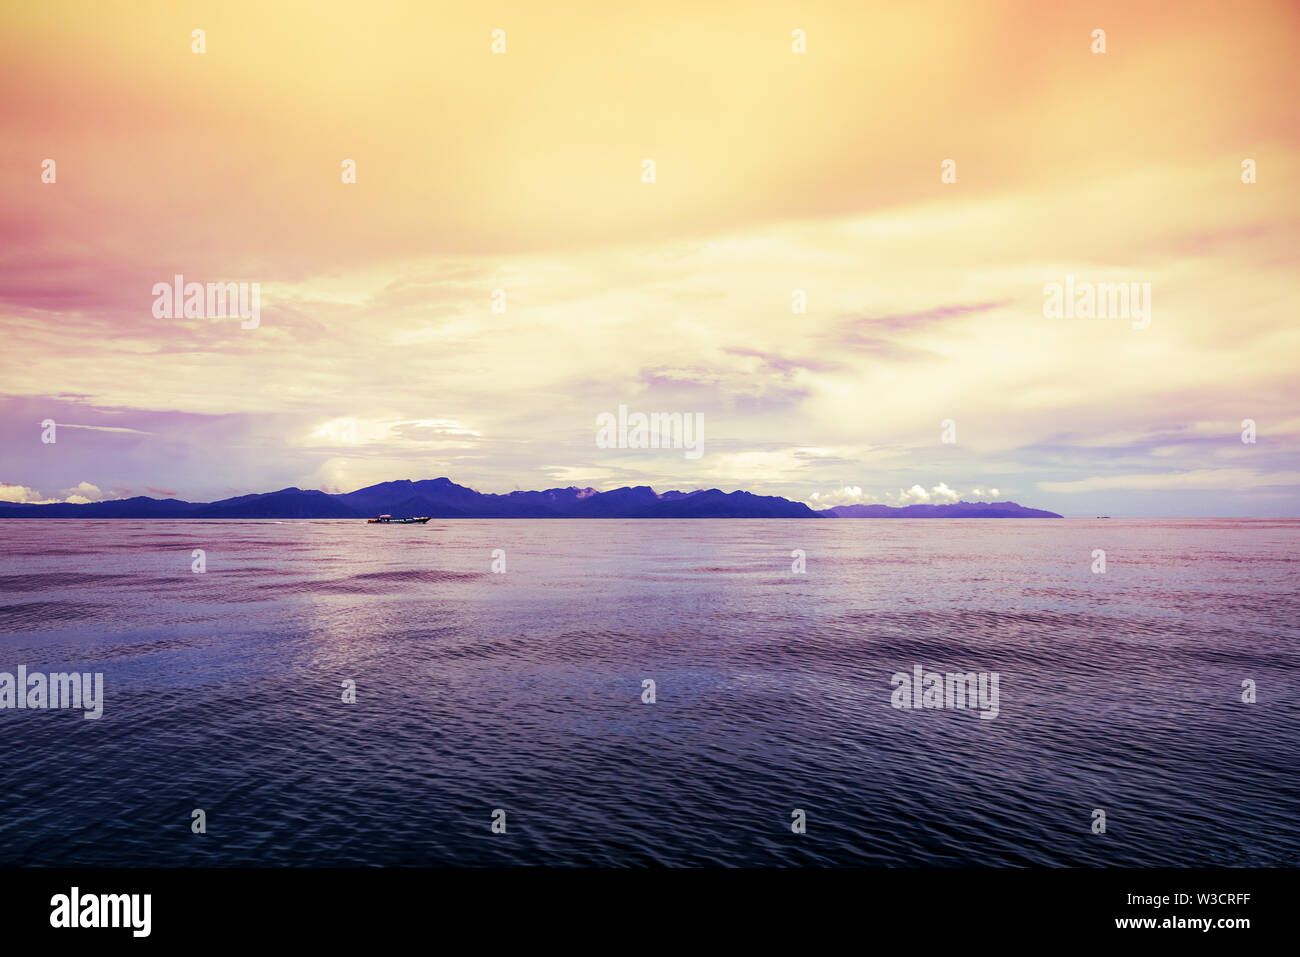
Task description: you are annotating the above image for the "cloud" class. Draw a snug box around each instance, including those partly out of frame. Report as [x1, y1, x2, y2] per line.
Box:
[806, 482, 984, 508]
[893, 483, 961, 505]
[0, 480, 105, 504]
[806, 486, 874, 508]
[59, 481, 103, 504]
[0, 483, 56, 504]
[59, 424, 152, 435]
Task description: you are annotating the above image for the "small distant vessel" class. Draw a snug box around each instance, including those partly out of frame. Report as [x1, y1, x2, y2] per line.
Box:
[366, 514, 431, 524]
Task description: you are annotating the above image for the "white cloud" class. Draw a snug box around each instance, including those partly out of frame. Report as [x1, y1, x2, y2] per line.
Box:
[0, 481, 104, 504]
[807, 481, 980, 508]
[59, 424, 151, 435]
[60, 481, 103, 504]
[805, 485, 875, 508]
[0, 483, 56, 504]
[892, 482, 961, 505]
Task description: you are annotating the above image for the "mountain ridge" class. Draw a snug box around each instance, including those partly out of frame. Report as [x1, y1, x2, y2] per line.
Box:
[0, 478, 1063, 519]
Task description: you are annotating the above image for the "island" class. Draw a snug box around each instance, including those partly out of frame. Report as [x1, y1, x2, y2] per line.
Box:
[0, 477, 1063, 519]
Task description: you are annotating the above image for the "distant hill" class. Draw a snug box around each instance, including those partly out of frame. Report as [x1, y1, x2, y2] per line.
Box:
[0, 478, 1062, 519]
[195, 488, 360, 519]
[0, 495, 199, 518]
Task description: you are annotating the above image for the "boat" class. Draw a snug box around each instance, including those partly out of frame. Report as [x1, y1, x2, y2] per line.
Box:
[366, 514, 431, 524]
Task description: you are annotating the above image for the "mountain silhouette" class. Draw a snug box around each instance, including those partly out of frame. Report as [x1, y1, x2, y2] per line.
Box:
[0, 478, 1062, 519]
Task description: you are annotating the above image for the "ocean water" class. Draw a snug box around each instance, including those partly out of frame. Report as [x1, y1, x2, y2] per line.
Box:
[0, 518, 1296, 867]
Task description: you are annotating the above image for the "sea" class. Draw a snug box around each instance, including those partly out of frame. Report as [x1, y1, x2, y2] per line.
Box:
[0, 518, 1296, 866]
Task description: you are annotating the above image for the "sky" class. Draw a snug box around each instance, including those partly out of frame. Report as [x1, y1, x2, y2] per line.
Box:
[1, 0, 1297, 516]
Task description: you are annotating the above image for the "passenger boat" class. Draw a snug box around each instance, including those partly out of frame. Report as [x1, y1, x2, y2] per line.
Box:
[366, 514, 431, 524]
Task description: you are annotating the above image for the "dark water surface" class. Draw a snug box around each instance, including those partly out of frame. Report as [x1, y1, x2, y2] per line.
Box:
[0, 518, 1296, 866]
